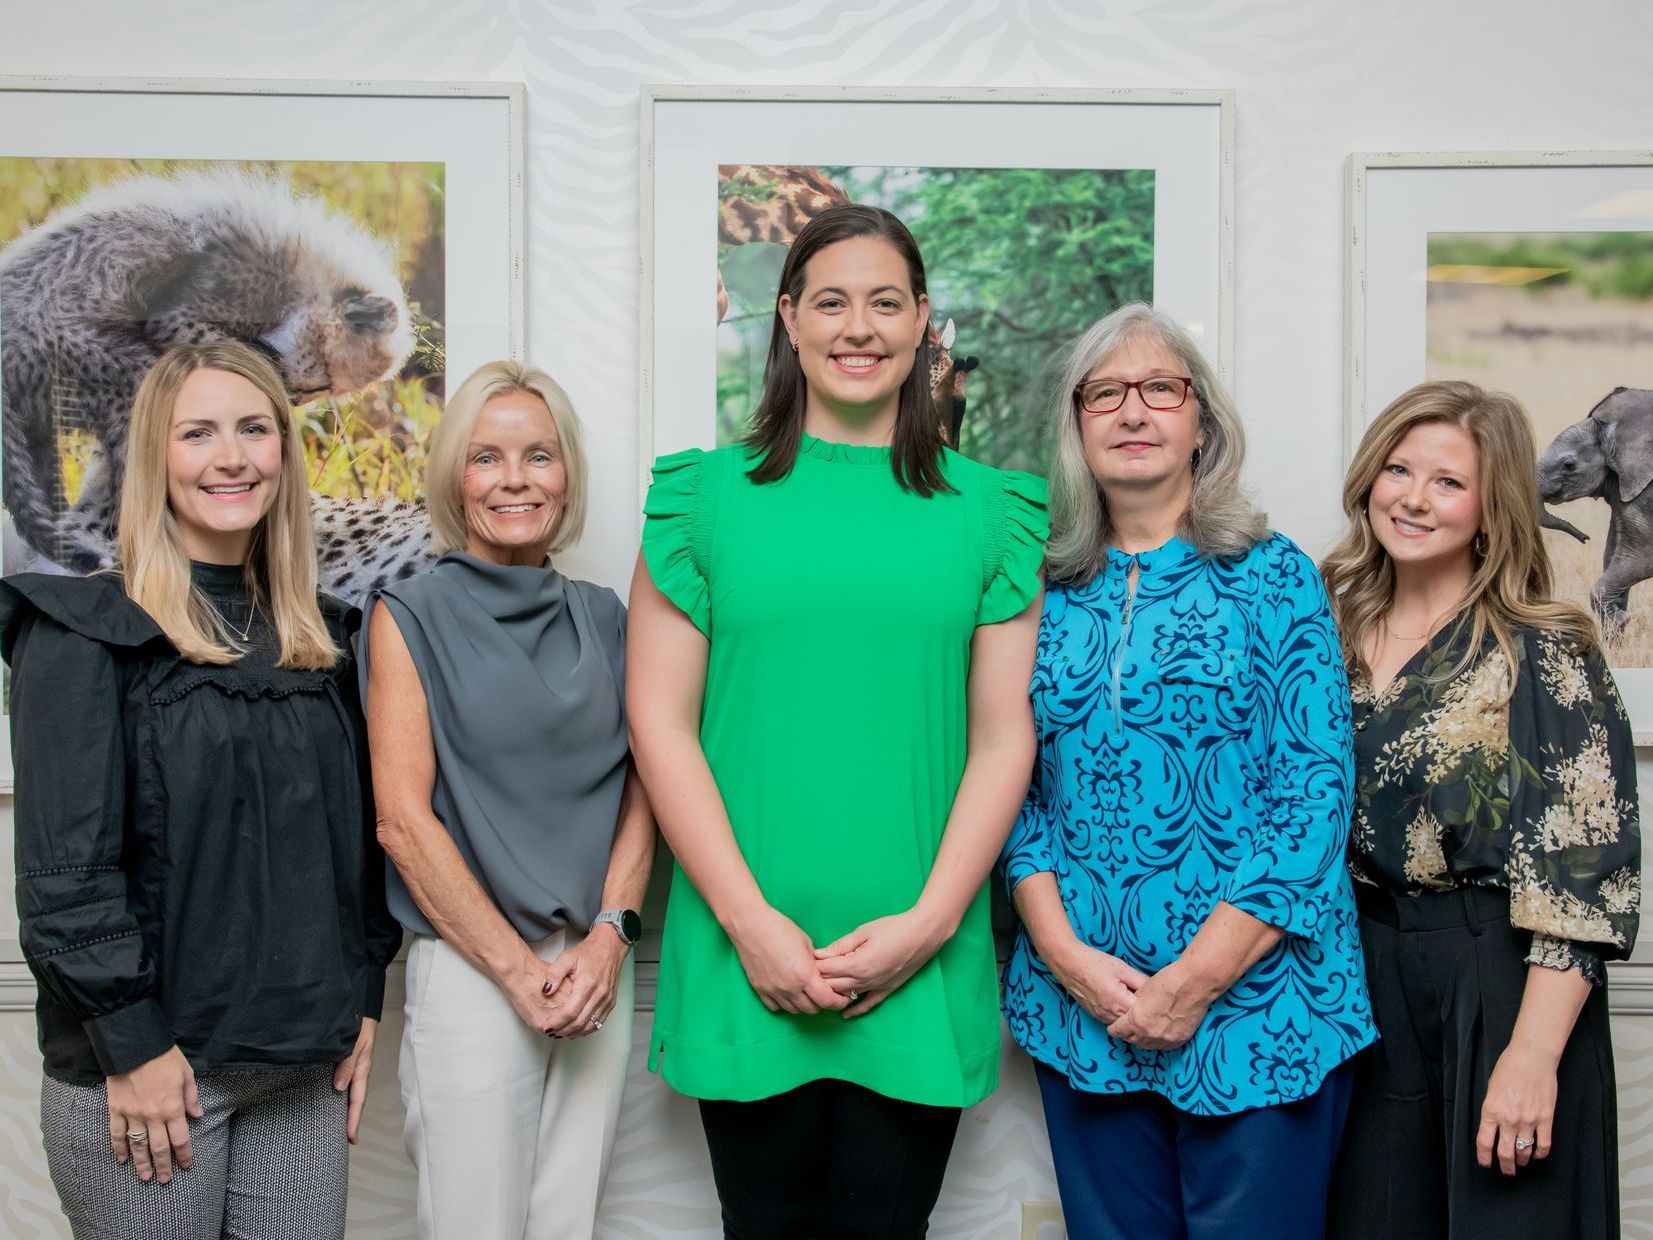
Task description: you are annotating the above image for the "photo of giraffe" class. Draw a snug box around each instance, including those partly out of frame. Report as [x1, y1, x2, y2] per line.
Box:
[0, 157, 446, 603]
[715, 164, 1155, 473]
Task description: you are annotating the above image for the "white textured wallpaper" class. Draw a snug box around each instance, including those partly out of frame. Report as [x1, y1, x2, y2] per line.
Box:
[2, 1, 1653, 1236]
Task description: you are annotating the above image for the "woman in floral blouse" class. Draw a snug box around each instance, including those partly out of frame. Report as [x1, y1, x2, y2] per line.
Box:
[1001, 303, 1375, 1239]
[1323, 380, 1640, 1240]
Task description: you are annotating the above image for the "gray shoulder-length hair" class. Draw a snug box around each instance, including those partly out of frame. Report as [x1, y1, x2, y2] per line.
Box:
[1045, 302, 1267, 584]
[425, 360, 590, 557]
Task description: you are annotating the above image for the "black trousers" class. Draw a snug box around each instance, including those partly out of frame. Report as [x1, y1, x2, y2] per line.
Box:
[1329, 886, 1619, 1240]
[698, 1079, 962, 1240]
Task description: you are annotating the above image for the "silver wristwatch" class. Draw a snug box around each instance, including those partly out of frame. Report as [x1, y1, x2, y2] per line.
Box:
[593, 908, 642, 947]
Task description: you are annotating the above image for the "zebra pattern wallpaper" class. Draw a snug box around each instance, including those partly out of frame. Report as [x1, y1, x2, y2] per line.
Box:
[2, 0, 1651, 1234]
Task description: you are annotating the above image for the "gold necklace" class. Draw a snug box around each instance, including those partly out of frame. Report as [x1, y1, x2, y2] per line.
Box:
[1384, 606, 1455, 642]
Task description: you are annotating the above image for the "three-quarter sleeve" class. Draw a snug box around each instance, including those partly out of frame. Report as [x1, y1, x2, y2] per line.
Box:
[978, 470, 1049, 626]
[9, 612, 174, 1076]
[1505, 631, 1640, 980]
[1002, 758, 1058, 890]
[641, 448, 713, 636]
[1220, 539, 1355, 941]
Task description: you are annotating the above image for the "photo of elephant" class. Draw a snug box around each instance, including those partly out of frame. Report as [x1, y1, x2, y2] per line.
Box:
[1426, 230, 1653, 665]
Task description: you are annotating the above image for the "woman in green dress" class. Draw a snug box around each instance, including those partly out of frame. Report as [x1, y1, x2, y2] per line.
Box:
[627, 204, 1047, 1238]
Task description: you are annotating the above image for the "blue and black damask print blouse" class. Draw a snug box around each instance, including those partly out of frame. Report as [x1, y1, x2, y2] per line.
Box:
[1001, 533, 1377, 1117]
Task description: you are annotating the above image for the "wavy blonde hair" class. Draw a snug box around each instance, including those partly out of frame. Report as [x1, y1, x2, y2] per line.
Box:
[425, 360, 589, 558]
[118, 340, 339, 669]
[1320, 379, 1595, 687]
[1045, 303, 1267, 584]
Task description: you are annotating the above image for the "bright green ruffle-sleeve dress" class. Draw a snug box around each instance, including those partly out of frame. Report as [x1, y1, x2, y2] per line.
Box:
[641, 433, 1047, 1107]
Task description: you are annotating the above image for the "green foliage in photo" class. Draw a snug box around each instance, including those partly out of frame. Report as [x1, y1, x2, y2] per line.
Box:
[1428, 231, 1653, 301]
[715, 165, 1155, 473]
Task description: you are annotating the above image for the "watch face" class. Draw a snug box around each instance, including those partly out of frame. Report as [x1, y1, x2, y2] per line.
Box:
[618, 909, 643, 944]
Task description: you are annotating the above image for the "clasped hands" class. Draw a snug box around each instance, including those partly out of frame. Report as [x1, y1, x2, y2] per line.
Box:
[505, 930, 628, 1039]
[1049, 941, 1212, 1051]
[729, 904, 944, 1018]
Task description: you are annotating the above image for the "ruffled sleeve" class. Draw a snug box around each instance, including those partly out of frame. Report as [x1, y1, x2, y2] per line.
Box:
[1505, 631, 1641, 980]
[641, 449, 714, 637]
[978, 469, 1049, 626]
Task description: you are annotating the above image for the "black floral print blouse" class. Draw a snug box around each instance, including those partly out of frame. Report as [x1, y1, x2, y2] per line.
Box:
[1350, 623, 1641, 983]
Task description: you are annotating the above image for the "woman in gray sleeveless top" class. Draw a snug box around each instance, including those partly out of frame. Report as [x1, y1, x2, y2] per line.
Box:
[363, 361, 655, 1240]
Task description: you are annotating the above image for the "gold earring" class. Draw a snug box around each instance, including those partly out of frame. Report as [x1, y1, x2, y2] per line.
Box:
[789, 338, 798, 352]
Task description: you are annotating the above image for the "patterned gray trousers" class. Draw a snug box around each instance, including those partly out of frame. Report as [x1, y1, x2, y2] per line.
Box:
[40, 1064, 349, 1240]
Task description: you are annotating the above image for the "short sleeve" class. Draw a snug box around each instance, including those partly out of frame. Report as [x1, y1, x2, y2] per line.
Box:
[641, 449, 713, 637]
[1506, 632, 1641, 968]
[978, 469, 1049, 626]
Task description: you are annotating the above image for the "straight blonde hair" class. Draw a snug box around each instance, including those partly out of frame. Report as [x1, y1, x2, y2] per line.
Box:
[425, 361, 589, 557]
[1045, 303, 1267, 584]
[117, 341, 340, 669]
[1320, 379, 1595, 688]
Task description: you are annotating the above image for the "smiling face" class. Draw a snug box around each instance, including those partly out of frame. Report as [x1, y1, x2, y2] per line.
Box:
[777, 235, 929, 432]
[461, 391, 567, 565]
[1367, 420, 1482, 574]
[1077, 334, 1203, 498]
[165, 367, 285, 564]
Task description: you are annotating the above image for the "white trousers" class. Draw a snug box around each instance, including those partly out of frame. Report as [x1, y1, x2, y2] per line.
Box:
[400, 931, 633, 1240]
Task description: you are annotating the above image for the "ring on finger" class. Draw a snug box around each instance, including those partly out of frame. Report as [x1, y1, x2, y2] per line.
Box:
[127, 1130, 149, 1145]
[846, 990, 862, 1004]
[591, 1016, 604, 1030]
[1514, 1136, 1535, 1151]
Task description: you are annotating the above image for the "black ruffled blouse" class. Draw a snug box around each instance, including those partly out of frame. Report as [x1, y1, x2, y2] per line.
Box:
[2, 567, 402, 1085]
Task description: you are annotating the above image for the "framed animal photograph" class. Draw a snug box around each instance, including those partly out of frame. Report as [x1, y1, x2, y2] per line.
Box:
[0, 76, 523, 780]
[640, 86, 1234, 494]
[1346, 151, 1653, 736]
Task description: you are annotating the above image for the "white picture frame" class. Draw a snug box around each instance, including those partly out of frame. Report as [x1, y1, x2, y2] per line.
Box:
[0, 78, 525, 961]
[1346, 151, 1653, 738]
[638, 85, 1234, 501]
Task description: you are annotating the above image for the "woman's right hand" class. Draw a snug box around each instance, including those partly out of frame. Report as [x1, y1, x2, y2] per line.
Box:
[727, 904, 848, 1015]
[1048, 942, 1149, 1025]
[105, 1046, 203, 1183]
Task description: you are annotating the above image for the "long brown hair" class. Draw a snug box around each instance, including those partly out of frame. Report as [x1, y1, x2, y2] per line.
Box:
[742, 203, 951, 496]
[1320, 379, 1595, 687]
[117, 340, 340, 668]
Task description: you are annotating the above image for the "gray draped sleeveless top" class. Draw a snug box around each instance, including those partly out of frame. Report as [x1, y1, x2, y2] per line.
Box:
[367, 552, 629, 939]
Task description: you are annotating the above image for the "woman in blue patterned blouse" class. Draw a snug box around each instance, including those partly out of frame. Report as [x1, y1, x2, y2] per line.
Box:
[1001, 303, 1377, 1239]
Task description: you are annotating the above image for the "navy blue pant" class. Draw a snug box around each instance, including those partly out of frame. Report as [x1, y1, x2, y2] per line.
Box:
[1036, 1062, 1353, 1240]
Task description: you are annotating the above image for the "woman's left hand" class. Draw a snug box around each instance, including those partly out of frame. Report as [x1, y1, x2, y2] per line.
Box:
[1477, 1039, 1559, 1176]
[1106, 962, 1210, 1050]
[543, 931, 628, 1038]
[333, 1017, 377, 1145]
[814, 911, 945, 1019]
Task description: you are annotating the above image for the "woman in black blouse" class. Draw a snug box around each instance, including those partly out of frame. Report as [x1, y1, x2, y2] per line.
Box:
[1322, 381, 1640, 1239]
[2, 340, 401, 1239]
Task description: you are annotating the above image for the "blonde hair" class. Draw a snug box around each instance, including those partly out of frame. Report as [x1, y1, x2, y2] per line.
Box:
[1045, 303, 1267, 584]
[117, 340, 340, 669]
[1320, 379, 1596, 687]
[425, 361, 589, 558]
